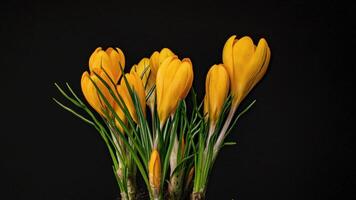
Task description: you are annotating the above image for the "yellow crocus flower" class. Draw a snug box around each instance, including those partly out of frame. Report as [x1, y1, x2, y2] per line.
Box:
[222, 35, 271, 107]
[149, 149, 161, 195]
[205, 64, 230, 123]
[89, 47, 125, 84]
[117, 71, 146, 123]
[81, 68, 115, 117]
[156, 56, 193, 126]
[150, 48, 175, 77]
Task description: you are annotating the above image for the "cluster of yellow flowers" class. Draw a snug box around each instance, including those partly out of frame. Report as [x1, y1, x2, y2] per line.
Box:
[69, 35, 270, 200]
[81, 47, 194, 129]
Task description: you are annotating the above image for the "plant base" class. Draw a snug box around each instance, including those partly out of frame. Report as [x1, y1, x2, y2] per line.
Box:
[191, 192, 204, 200]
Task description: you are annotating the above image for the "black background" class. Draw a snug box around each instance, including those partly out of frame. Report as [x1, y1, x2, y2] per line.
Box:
[1, 0, 354, 199]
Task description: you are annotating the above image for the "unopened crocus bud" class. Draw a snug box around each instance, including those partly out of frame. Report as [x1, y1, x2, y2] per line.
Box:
[81, 68, 115, 117]
[205, 64, 230, 124]
[223, 35, 271, 108]
[156, 57, 194, 126]
[89, 47, 125, 83]
[117, 71, 146, 123]
[149, 149, 161, 196]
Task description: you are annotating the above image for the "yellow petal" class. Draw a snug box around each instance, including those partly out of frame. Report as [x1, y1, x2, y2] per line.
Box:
[222, 35, 236, 92]
[81, 69, 114, 117]
[131, 72, 147, 119]
[232, 36, 256, 69]
[236, 38, 268, 104]
[131, 57, 150, 85]
[179, 58, 194, 99]
[89, 47, 102, 72]
[149, 51, 160, 76]
[252, 39, 271, 88]
[159, 58, 192, 124]
[113, 98, 127, 132]
[81, 71, 102, 116]
[119, 72, 147, 123]
[162, 58, 181, 97]
[116, 47, 126, 69]
[149, 149, 161, 190]
[206, 64, 230, 122]
[159, 48, 175, 64]
[106, 47, 125, 83]
[203, 95, 209, 120]
[156, 56, 176, 110]
[156, 57, 182, 124]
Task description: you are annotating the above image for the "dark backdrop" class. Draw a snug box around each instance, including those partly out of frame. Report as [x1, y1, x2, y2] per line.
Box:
[1, 0, 354, 199]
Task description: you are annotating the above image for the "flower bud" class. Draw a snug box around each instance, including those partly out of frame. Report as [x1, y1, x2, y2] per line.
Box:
[222, 36, 271, 107]
[205, 64, 230, 123]
[149, 149, 161, 193]
[89, 47, 125, 83]
[156, 57, 194, 125]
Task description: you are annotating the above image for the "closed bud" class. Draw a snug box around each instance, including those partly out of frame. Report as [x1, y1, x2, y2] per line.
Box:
[205, 64, 230, 123]
[149, 149, 161, 194]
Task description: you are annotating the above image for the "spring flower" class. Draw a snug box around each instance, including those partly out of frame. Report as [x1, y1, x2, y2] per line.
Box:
[117, 71, 146, 123]
[81, 68, 115, 117]
[205, 64, 230, 124]
[222, 35, 271, 107]
[89, 47, 125, 83]
[150, 48, 175, 77]
[156, 56, 194, 126]
[149, 149, 161, 195]
[141, 48, 176, 113]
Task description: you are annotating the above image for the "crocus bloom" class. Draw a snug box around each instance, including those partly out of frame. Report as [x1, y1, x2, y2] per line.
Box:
[89, 47, 125, 84]
[117, 71, 146, 123]
[205, 64, 230, 123]
[223, 36, 271, 107]
[156, 56, 193, 125]
[81, 68, 115, 117]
